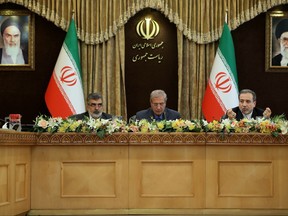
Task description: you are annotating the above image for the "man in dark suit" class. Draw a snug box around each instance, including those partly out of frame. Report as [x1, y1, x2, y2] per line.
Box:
[69, 92, 113, 120]
[222, 89, 272, 121]
[135, 89, 181, 122]
[272, 19, 288, 66]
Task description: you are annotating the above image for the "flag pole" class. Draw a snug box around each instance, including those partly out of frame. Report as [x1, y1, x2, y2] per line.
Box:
[45, 8, 86, 118]
[202, 8, 239, 122]
[72, 9, 75, 19]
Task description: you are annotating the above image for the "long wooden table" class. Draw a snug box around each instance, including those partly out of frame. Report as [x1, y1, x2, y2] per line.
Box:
[1, 131, 288, 215]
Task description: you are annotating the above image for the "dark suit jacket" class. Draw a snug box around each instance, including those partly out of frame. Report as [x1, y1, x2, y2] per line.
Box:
[135, 108, 181, 122]
[222, 106, 265, 121]
[69, 111, 113, 120]
[272, 54, 282, 66]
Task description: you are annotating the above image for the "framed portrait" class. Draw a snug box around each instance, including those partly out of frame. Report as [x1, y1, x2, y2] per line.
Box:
[265, 11, 288, 72]
[0, 9, 34, 71]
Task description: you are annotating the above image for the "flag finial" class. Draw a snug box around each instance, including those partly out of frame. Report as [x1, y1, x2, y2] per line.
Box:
[225, 9, 228, 23]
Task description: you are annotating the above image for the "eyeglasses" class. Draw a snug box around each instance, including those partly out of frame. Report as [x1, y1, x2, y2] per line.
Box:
[88, 103, 102, 107]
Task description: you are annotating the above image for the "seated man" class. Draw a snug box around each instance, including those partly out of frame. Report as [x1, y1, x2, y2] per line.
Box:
[222, 89, 272, 121]
[69, 92, 113, 120]
[135, 89, 181, 122]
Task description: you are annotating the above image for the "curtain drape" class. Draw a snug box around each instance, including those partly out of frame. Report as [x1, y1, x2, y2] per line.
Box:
[177, 30, 218, 119]
[1, 0, 287, 119]
[80, 28, 126, 118]
[3, 0, 287, 44]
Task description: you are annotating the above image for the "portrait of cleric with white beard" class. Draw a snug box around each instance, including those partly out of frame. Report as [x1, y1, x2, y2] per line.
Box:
[0, 16, 28, 65]
[272, 19, 288, 66]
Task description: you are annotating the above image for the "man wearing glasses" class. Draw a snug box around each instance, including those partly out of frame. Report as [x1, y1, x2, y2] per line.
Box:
[134, 89, 181, 122]
[69, 92, 113, 120]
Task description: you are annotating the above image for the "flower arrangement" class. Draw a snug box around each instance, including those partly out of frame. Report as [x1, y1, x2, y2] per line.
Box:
[202, 119, 225, 133]
[34, 115, 129, 138]
[203, 115, 288, 137]
[33, 114, 288, 138]
[127, 119, 203, 133]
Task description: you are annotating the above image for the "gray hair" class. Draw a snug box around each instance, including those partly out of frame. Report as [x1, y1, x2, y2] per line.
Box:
[239, 89, 256, 101]
[87, 92, 103, 102]
[150, 89, 167, 102]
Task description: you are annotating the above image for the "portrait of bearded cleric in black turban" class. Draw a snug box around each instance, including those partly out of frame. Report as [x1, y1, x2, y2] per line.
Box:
[272, 18, 288, 67]
[0, 15, 29, 65]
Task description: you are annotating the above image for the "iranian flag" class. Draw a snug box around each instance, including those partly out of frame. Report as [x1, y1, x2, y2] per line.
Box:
[45, 18, 85, 118]
[202, 23, 239, 122]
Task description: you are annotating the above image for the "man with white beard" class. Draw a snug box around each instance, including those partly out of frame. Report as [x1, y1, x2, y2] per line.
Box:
[0, 17, 27, 64]
[272, 19, 288, 66]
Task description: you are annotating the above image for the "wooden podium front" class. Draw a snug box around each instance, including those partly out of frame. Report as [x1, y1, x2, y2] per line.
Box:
[1, 131, 288, 216]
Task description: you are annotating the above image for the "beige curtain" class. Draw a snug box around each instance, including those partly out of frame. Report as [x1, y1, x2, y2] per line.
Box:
[5, 0, 286, 44]
[0, 0, 288, 44]
[80, 28, 126, 118]
[177, 30, 218, 119]
[2, 0, 288, 119]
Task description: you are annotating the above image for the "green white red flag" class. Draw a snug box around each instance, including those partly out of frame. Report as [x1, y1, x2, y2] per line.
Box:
[45, 18, 85, 118]
[202, 23, 239, 122]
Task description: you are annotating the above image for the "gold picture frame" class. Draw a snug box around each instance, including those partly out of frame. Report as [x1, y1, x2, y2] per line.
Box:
[0, 9, 34, 70]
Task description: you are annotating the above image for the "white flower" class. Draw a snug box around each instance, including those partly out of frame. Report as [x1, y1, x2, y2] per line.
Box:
[279, 120, 288, 135]
[106, 124, 117, 134]
[202, 119, 208, 126]
[37, 119, 48, 129]
[48, 117, 63, 128]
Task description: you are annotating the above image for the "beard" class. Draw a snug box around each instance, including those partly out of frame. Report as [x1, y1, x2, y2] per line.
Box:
[280, 45, 288, 59]
[4, 40, 20, 57]
[90, 110, 102, 119]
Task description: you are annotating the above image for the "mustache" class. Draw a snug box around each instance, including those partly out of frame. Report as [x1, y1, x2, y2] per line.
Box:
[93, 110, 101, 114]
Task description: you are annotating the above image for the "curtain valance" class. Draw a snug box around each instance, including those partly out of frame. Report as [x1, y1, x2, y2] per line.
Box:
[1, 0, 287, 44]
